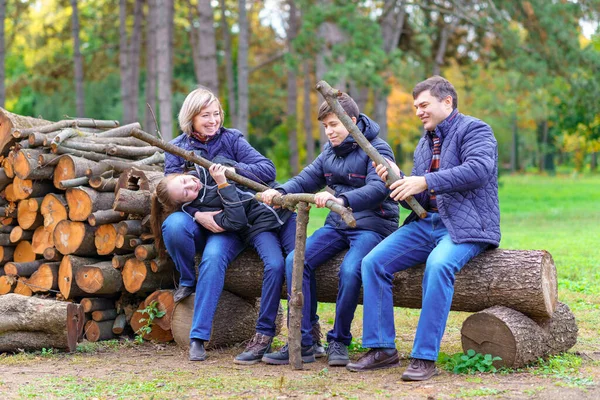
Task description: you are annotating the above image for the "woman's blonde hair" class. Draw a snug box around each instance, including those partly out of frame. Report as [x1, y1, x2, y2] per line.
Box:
[150, 174, 185, 260]
[178, 87, 224, 135]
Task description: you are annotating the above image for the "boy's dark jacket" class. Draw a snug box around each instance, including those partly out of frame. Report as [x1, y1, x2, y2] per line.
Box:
[183, 165, 292, 241]
[277, 114, 399, 237]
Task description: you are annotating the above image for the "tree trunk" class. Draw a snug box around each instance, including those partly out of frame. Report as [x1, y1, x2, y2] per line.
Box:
[144, 0, 158, 133]
[70, 0, 85, 117]
[58, 255, 104, 299]
[224, 249, 558, 320]
[171, 290, 258, 349]
[0, 109, 52, 155]
[303, 61, 315, 164]
[129, 0, 144, 123]
[511, 113, 519, 172]
[195, 0, 219, 94]
[219, 0, 236, 119]
[286, 0, 299, 175]
[461, 303, 578, 369]
[236, 0, 249, 135]
[432, 21, 451, 76]
[0, 294, 84, 352]
[0, 0, 5, 108]
[119, 0, 132, 123]
[156, 0, 173, 140]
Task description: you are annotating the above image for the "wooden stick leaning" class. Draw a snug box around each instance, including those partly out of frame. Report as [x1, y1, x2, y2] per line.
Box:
[289, 201, 309, 370]
[315, 80, 427, 219]
[130, 128, 356, 227]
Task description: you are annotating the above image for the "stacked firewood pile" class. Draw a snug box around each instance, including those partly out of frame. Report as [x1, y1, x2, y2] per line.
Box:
[0, 110, 179, 350]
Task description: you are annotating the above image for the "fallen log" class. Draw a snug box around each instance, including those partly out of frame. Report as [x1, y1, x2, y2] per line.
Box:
[135, 244, 157, 261]
[113, 189, 151, 214]
[53, 155, 98, 189]
[12, 176, 55, 200]
[224, 249, 558, 320]
[17, 197, 44, 230]
[92, 309, 118, 322]
[142, 289, 176, 332]
[13, 149, 55, 180]
[31, 226, 54, 254]
[0, 294, 84, 352]
[117, 167, 164, 193]
[84, 320, 116, 342]
[4, 260, 46, 276]
[80, 297, 115, 313]
[9, 226, 34, 243]
[130, 303, 173, 343]
[40, 193, 68, 232]
[171, 290, 258, 350]
[112, 314, 128, 335]
[26, 262, 60, 293]
[66, 187, 115, 221]
[88, 176, 118, 192]
[0, 107, 52, 154]
[460, 302, 578, 368]
[116, 220, 144, 236]
[94, 224, 119, 255]
[88, 210, 126, 226]
[112, 254, 135, 270]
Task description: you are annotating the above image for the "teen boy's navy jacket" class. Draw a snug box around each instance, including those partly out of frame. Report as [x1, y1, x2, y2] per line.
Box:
[277, 114, 399, 237]
[165, 127, 276, 184]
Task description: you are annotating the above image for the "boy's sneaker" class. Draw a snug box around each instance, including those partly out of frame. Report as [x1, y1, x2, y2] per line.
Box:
[311, 322, 326, 358]
[234, 333, 273, 365]
[262, 343, 316, 365]
[327, 341, 349, 366]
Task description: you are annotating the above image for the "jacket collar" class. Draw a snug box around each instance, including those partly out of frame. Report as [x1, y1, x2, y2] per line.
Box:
[428, 109, 459, 140]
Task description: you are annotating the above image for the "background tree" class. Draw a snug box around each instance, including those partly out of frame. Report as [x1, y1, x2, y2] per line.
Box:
[70, 0, 85, 117]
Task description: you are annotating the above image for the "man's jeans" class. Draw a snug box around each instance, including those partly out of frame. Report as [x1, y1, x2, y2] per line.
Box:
[162, 211, 245, 341]
[286, 225, 384, 347]
[361, 212, 488, 361]
[250, 214, 297, 337]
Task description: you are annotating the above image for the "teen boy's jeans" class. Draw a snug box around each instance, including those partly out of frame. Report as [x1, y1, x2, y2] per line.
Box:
[360, 212, 488, 361]
[285, 225, 385, 347]
[250, 213, 297, 337]
[162, 211, 245, 341]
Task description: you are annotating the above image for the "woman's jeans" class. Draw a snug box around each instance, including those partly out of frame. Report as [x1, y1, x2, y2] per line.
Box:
[286, 225, 385, 347]
[162, 211, 245, 341]
[361, 212, 488, 361]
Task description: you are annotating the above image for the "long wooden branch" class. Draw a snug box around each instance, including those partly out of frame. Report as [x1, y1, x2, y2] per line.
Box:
[315, 80, 427, 219]
[12, 119, 120, 138]
[131, 128, 356, 227]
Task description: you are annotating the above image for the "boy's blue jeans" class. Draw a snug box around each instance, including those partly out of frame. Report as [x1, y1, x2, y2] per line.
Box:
[162, 211, 245, 341]
[286, 225, 385, 347]
[250, 214, 297, 337]
[361, 213, 488, 361]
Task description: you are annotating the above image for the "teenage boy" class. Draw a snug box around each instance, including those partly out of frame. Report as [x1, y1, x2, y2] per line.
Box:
[261, 93, 399, 366]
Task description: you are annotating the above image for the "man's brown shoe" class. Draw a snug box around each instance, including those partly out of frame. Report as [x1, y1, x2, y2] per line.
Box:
[346, 349, 400, 372]
[401, 358, 439, 381]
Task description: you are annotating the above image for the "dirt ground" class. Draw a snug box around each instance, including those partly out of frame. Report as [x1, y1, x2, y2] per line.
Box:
[2, 343, 599, 399]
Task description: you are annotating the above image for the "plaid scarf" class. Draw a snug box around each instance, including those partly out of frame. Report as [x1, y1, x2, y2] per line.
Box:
[428, 134, 441, 212]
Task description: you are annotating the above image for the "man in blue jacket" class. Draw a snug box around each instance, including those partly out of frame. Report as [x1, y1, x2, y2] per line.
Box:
[261, 93, 399, 366]
[346, 76, 500, 380]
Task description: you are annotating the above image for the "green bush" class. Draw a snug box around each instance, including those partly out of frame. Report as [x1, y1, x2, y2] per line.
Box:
[438, 349, 502, 374]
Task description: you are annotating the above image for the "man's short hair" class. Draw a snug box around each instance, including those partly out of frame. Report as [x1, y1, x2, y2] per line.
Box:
[412, 76, 458, 109]
[317, 92, 360, 121]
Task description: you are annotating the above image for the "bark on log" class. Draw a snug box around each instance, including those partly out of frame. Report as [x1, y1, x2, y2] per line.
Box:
[0, 108, 52, 154]
[84, 320, 116, 342]
[92, 309, 118, 322]
[88, 176, 118, 192]
[80, 297, 115, 313]
[40, 193, 68, 232]
[116, 220, 144, 236]
[75, 261, 124, 294]
[88, 210, 126, 226]
[13, 118, 118, 136]
[53, 155, 98, 189]
[43, 247, 61, 261]
[58, 141, 161, 158]
[135, 244, 157, 261]
[66, 187, 116, 222]
[4, 260, 45, 276]
[461, 303, 578, 369]
[171, 290, 260, 349]
[224, 249, 558, 320]
[27, 262, 60, 293]
[53, 220, 98, 256]
[58, 255, 104, 299]
[112, 254, 135, 270]
[113, 189, 151, 214]
[122, 258, 174, 293]
[12, 176, 55, 200]
[9, 226, 34, 243]
[13, 149, 54, 180]
[112, 313, 128, 335]
[0, 294, 84, 352]
[58, 176, 89, 189]
[150, 257, 174, 273]
[0, 246, 16, 264]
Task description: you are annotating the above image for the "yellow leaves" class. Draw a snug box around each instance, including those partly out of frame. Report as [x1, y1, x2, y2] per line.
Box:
[386, 79, 422, 152]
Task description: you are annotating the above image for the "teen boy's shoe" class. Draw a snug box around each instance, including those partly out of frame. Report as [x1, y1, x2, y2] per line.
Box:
[261, 343, 315, 365]
[173, 285, 194, 303]
[327, 341, 349, 366]
[233, 333, 273, 365]
[189, 339, 206, 361]
[401, 358, 439, 381]
[311, 322, 326, 358]
[346, 348, 399, 372]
